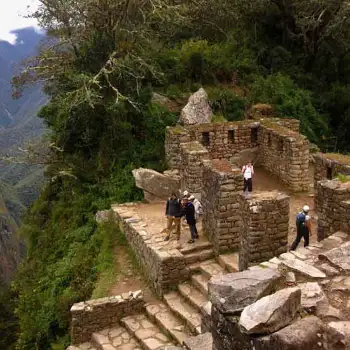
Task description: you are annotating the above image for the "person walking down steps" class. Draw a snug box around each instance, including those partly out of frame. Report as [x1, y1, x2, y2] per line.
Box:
[164, 193, 181, 241]
[189, 195, 203, 239]
[180, 197, 198, 244]
[290, 205, 312, 250]
[242, 161, 254, 197]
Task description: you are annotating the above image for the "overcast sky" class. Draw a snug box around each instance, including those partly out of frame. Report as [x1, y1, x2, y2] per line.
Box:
[0, 0, 39, 44]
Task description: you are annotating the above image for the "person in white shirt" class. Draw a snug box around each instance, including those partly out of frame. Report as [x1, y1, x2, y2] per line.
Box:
[189, 195, 203, 239]
[242, 162, 254, 194]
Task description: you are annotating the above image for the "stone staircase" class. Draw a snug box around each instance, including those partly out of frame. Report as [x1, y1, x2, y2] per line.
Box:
[69, 230, 350, 350]
[69, 246, 239, 350]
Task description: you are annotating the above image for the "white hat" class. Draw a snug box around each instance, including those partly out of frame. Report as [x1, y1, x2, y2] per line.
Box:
[183, 190, 189, 196]
[189, 195, 195, 200]
[303, 205, 310, 213]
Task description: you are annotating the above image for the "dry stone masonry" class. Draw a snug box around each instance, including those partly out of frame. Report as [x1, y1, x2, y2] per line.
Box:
[201, 159, 243, 254]
[70, 292, 144, 344]
[314, 153, 350, 201]
[179, 141, 209, 198]
[239, 191, 289, 270]
[259, 121, 309, 192]
[316, 179, 350, 241]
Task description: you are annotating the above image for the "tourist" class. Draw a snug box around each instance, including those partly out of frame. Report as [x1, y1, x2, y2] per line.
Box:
[290, 205, 311, 250]
[180, 197, 198, 244]
[189, 195, 203, 239]
[164, 193, 181, 241]
[242, 161, 254, 196]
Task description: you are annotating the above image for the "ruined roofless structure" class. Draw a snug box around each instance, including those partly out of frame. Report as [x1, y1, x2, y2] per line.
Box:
[68, 89, 350, 350]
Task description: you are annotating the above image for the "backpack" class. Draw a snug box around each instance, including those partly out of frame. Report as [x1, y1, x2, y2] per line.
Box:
[296, 212, 306, 227]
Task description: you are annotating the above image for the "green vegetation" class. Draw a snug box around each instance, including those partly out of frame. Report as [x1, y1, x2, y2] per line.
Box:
[336, 174, 350, 183]
[4, 0, 350, 349]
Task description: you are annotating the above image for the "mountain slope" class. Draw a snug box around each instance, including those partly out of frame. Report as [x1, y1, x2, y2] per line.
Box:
[0, 28, 47, 284]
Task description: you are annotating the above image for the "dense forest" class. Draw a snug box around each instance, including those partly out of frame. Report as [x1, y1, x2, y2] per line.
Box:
[2, 0, 350, 349]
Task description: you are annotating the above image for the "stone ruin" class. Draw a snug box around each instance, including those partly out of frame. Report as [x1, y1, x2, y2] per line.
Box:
[67, 89, 350, 350]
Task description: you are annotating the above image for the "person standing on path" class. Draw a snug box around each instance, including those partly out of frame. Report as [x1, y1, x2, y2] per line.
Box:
[189, 195, 203, 239]
[164, 193, 181, 241]
[290, 205, 312, 250]
[242, 161, 254, 196]
[180, 197, 198, 244]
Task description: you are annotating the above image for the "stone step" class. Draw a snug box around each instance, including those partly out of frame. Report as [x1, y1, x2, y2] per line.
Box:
[191, 274, 209, 297]
[145, 301, 192, 345]
[187, 262, 202, 275]
[183, 249, 215, 265]
[163, 292, 202, 335]
[179, 241, 213, 255]
[121, 314, 174, 350]
[217, 253, 239, 273]
[178, 282, 209, 311]
[199, 260, 225, 279]
[92, 326, 141, 350]
[183, 332, 213, 350]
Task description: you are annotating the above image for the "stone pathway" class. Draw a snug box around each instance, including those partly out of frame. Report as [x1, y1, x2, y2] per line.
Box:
[70, 230, 350, 350]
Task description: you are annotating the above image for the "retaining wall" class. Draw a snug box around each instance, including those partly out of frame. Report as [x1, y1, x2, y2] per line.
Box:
[70, 293, 144, 344]
[114, 207, 189, 296]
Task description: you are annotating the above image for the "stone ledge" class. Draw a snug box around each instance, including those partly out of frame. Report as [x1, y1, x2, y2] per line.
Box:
[70, 291, 144, 344]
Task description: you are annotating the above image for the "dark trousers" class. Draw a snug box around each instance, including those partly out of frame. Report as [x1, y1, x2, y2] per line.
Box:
[290, 227, 309, 251]
[244, 178, 253, 192]
[189, 223, 198, 240]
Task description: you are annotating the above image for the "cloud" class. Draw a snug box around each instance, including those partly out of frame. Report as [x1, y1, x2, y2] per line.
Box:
[0, 0, 39, 44]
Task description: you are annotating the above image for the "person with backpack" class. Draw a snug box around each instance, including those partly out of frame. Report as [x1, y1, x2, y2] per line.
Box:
[290, 205, 312, 250]
[164, 193, 181, 241]
[242, 162, 254, 197]
[180, 196, 198, 244]
[189, 195, 203, 239]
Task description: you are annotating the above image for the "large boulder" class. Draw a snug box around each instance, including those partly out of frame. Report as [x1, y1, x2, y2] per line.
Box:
[253, 316, 325, 350]
[319, 241, 350, 272]
[132, 168, 180, 200]
[327, 321, 350, 348]
[299, 282, 327, 311]
[239, 287, 301, 335]
[179, 88, 213, 125]
[208, 268, 282, 314]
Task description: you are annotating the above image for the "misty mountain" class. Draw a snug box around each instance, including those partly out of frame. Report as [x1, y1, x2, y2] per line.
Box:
[0, 27, 48, 284]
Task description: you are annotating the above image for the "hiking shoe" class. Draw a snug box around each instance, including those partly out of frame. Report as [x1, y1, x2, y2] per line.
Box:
[187, 239, 195, 244]
[164, 236, 170, 241]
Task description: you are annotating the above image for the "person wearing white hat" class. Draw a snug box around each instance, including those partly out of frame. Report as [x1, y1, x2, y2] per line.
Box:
[183, 190, 190, 198]
[290, 205, 312, 251]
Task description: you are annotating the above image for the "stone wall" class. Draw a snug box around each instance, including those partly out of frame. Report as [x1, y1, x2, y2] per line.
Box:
[314, 153, 350, 201]
[316, 179, 350, 241]
[259, 122, 309, 192]
[239, 191, 289, 270]
[70, 292, 144, 344]
[179, 141, 209, 198]
[201, 159, 243, 254]
[114, 206, 189, 296]
[165, 126, 190, 170]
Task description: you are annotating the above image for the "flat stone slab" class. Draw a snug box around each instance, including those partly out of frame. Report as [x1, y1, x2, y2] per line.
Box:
[299, 282, 327, 310]
[217, 253, 239, 273]
[281, 258, 326, 278]
[178, 282, 208, 311]
[330, 276, 350, 292]
[208, 268, 282, 314]
[319, 241, 350, 272]
[239, 287, 301, 335]
[183, 332, 213, 350]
